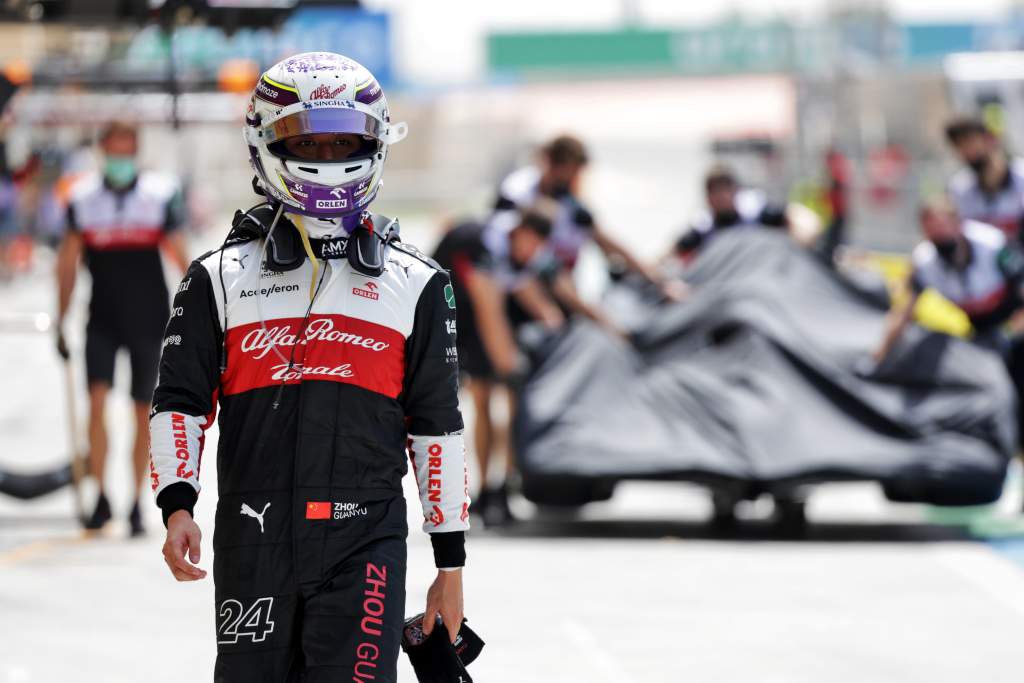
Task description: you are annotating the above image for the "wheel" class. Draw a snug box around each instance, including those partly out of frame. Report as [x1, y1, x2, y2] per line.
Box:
[772, 494, 808, 536]
[710, 489, 739, 531]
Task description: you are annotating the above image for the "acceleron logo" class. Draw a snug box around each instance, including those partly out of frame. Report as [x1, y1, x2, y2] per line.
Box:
[352, 281, 379, 301]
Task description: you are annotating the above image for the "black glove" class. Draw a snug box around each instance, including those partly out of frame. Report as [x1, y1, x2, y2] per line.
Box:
[55, 328, 70, 361]
[401, 613, 484, 683]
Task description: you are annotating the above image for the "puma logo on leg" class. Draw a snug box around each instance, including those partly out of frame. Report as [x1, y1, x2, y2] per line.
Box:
[240, 502, 271, 534]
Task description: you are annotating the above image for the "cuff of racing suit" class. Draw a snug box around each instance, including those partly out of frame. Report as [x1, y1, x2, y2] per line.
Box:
[156, 481, 198, 527]
[430, 531, 466, 569]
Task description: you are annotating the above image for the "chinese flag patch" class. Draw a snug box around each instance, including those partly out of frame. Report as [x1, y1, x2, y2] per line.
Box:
[306, 501, 330, 520]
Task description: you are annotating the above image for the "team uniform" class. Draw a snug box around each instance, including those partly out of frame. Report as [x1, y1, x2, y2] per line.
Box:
[485, 165, 594, 270]
[909, 220, 1024, 346]
[150, 220, 470, 681]
[433, 222, 540, 379]
[67, 170, 183, 400]
[675, 189, 787, 257]
[150, 51, 469, 681]
[948, 160, 1024, 239]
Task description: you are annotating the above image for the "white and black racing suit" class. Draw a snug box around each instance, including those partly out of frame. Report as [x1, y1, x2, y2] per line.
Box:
[148, 215, 469, 682]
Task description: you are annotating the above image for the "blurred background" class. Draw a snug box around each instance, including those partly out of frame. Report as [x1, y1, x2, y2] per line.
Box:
[4, 1, 1024, 682]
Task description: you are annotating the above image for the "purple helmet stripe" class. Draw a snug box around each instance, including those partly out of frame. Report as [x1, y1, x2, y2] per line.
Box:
[355, 78, 383, 106]
[255, 76, 300, 108]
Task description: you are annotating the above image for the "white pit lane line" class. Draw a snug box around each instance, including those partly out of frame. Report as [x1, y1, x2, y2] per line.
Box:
[562, 617, 637, 683]
[930, 543, 1024, 617]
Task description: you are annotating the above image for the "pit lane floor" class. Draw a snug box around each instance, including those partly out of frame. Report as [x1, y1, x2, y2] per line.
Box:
[3, 239, 1024, 683]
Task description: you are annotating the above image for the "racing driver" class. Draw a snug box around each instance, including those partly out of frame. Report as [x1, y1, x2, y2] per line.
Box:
[148, 52, 470, 681]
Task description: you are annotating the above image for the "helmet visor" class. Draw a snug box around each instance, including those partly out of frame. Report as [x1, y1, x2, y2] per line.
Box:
[264, 108, 383, 162]
[263, 107, 384, 143]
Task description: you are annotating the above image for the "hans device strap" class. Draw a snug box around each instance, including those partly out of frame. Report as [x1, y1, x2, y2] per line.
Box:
[228, 206, 402, 277]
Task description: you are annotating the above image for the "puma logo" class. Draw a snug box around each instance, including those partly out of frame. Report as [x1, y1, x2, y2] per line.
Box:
[232, 254, 250, 269]
[240, 501, 271, 533]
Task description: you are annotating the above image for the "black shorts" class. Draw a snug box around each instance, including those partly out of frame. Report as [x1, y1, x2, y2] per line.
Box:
[84, 322, 163, 402]
[455, 304, 495, 381]
[213, 535, 407, 683]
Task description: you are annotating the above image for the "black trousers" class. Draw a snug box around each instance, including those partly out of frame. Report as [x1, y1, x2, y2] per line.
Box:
[213, 535, 407, 683]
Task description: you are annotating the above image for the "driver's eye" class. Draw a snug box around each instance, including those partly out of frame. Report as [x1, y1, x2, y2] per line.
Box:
[334, 138, 351, 145]
[297, 139, 315, 147]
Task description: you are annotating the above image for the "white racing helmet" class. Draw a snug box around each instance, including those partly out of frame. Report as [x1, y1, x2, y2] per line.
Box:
[244, 52, 407, 221]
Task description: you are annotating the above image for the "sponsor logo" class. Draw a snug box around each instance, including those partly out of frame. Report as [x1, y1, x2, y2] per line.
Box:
[445, 319, 456, 335]
[170, 413, 193, 479]
[426, 442, 445, 526]
[260, 263, 285, 278]
[352, 281, 379, 301]
[330, 187, 345, 199]
[232, 254, 250, 269]
[320, 238, 347, 258]
[240, 501, 271, 534]
[238, 283, 300, 299]
[301, 99, 356, 111]
[315, 198, 348, 209]
[177, 277, 192, 294]
[163, 334, 182, 348]
[255, 79, 279, 100]
[310, 83, 348, 100]
[445, 346, 458, 364]
[218, 597, 275, 644]
[170, 306, 184, 319]
[240, 317, 391, 360]
[270, 362, 354, 382]
[354, 563, 388, 681]
[444, 283, 456, 309]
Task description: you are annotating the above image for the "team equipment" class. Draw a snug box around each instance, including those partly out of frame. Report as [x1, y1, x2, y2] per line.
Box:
[244, 51, 407, 223]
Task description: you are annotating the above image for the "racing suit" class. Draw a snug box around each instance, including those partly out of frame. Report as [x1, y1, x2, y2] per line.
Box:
[149, 216, 470, 682]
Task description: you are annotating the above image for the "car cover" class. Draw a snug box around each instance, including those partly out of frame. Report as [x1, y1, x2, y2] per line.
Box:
[514, 230, 1016, 507]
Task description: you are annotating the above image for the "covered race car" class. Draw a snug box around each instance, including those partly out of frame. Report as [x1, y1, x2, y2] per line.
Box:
[514, 230, 1016, 518]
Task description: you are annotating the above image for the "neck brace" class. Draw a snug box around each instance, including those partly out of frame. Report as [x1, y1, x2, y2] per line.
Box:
[229, 204, 400, 277]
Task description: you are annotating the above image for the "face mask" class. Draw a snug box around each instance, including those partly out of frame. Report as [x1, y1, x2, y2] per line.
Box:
[104, 156, 137, 188]
[544, 182, 572, 199]
[713, 209, 740, 226]
[932, 238, 959, 261]
[967, 157, 988, 175]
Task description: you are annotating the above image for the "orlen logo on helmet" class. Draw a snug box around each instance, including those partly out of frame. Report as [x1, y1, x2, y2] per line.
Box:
[316, 198, 348, 209]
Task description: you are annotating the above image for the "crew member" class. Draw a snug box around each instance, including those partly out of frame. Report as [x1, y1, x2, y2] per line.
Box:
[873, 197, 1024, 378]
[487, 135, 679, 309]
[945, 116, 1024, 240]
[674, 165, 794, 259]
[55, 120, 188, 535]
[434, 203, 561, 526]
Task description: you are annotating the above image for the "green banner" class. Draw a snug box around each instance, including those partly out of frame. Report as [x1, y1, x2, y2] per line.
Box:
[488, 22, 798, 76]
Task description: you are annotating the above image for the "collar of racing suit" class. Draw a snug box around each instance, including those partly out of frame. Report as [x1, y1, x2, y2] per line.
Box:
[290, 212, 364, 238]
